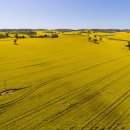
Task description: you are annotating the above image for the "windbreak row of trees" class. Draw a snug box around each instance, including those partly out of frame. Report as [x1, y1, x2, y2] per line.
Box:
[30, 34, 59, 38]
[0, 31, 59, 39]
[0, 31, 37, 39]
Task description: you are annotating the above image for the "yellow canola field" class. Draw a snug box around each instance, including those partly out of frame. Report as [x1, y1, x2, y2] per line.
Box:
[0, 33, 130, 130]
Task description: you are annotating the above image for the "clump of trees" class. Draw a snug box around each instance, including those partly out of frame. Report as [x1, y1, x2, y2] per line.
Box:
[19, 36, 26, 38]
[8, 30, 36, 38]
[88, 35, 103, 44]
[50, 34, 59, 38]
[30, 34, 59, 38]
[93, 38, 98, 43]
[14, 34, 26, 39]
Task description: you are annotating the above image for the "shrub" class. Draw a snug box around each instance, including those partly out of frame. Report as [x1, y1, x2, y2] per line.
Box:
[5, 32, 10, 37]
[93, 39, 98, 43]
[50, 34, 59, 38]
[88, 37, 92, 41]
[15, 34, 19, 39]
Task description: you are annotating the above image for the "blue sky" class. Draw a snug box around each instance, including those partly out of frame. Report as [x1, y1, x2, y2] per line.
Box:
[0, 0, 130, 29]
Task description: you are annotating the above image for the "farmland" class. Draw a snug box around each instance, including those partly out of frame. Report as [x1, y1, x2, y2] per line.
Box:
[0, 31, 130, 130]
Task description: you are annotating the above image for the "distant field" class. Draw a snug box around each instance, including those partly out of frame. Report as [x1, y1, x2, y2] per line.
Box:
[0, 32, 130, 130]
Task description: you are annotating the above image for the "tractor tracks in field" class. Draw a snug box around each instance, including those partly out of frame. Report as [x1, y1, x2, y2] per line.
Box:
[0, 54, 129, 110]
[0, 41, 90, 73]
[107, 107, 130, 130]
[32, 73, 130, 130]
[1, 53, 128, 87]
[0, 52, 129, 77]
[0, 53, 107, 82]
[0, 56, 130, 111]
[81, 90, 130, 130]
[0, 61, 53, 73]
[0, 53, 129, 90]
[1, 62, 130, 129]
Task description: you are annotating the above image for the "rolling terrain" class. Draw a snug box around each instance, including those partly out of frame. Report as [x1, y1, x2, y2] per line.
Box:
[0, 33, 130, 130]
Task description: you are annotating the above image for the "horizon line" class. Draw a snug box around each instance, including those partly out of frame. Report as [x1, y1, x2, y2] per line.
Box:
[1, 28, 130, 30]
